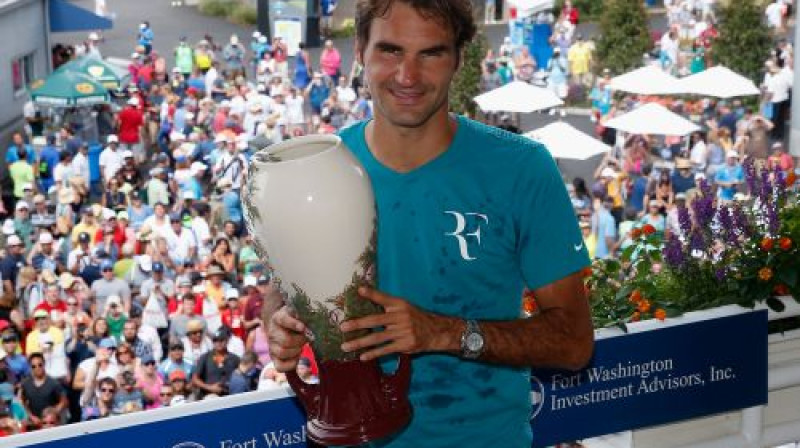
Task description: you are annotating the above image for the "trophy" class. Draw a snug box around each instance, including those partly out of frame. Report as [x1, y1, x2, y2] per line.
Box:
[242, 134, 412, 445]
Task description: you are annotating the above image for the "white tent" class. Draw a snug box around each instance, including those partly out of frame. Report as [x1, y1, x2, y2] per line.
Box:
[506, 0, 554, 17]
[525, 121, 611, 160]
[608, 65, 684, 95]
[474, 81, 563, 114]
[678, 65, 761, 98]
[604, 103, 700, 136]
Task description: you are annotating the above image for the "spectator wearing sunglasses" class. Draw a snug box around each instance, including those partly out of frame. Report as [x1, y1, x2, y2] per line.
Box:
[81, 377, 116, 421]
[20, 353, 67, 428]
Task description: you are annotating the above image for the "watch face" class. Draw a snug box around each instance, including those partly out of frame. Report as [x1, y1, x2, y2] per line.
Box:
[466, 332, 484, 352]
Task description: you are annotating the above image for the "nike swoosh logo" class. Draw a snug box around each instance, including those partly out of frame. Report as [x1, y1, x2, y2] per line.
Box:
[574, 242, 584, 251]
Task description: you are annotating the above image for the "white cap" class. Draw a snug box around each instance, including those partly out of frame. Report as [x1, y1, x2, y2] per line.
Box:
[214, 134, 228, 143]
[258, 36, 267, 43]
[103, 208, 116, 221]
[726, 150, 739, 159]
[139, 23, 147, 29]
[89, 32, 100, 40]
[182, 191, 196, 200]
[2, 220, 15, 235]
[128, 97, 140, 106]
[138, 254, 153, 272]
[185, 112, 195, 121]
[107, 134, 119, 143]
[192, 284, 206, 294]
[122, 150, 134, 159]
[190, 161, 207, 175]
[243, 275, 257, 287]
[106, 295, 122, 307]
[6, 235, 22, 246]
[601, 167, 617, 178]
[252, 31, 261, 38]
[225, 288, 240, 300]
[695, 172, 706, 180]
[15, 201, 29, 210]
[22, 183, 33, 191]
[170, 132, 186, 142]
[38, 232, 54, 244]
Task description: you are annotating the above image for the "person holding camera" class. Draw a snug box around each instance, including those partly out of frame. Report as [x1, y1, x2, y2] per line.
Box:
[191, 326, 238, 399]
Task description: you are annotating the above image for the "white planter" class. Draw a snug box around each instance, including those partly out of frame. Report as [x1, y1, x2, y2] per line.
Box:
[585, 296, 800, 448]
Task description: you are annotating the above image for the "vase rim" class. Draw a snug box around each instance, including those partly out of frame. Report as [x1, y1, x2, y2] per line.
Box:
[252, 134, 342, 165]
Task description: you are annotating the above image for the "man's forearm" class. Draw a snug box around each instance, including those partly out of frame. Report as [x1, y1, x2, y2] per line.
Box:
[431, 309, 594, 371]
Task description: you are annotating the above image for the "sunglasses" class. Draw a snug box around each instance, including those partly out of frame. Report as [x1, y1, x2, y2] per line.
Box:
[145, 361, 156, 366]
[160, 392, 173, 397]
[102, 268, 113, 272]
[170, 345, 184, 351]
[35, 316, 47, 321]
[117, 350, 131, 355]
[68, 302, 78, 306]
[101, 388, 115, 393]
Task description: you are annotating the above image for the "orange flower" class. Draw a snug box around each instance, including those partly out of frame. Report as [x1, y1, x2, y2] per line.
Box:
[637, 299, 652, 313]
[629, 290, 643, 304]
[787, 172, 797, 186]
[582, 266, 594, 278]
[758, 267, 773, 282]
[654, 308, 667, 321]
[642, 224, 656, 236]
[779, 237, 793, 251]
[631, 312, 641, 322]
[631, 228, 643, 239]
[760, 237, 774, 251]
[774, 284, 790, 296]
[523, 296, 538, 314]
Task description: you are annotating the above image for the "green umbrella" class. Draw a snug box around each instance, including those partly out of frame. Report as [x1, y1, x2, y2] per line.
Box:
[30, 71, 109, 107]
[55, 56, 129, 90]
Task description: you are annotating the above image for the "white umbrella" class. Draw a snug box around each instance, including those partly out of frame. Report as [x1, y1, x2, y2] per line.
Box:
[525, 121, 611, 160]
[474, 81, 563, 113]
[507, 0, 554, 17]
[604, 103, 700, 136]
[678, 65, 761, 98]
[608, 65, 684, 95]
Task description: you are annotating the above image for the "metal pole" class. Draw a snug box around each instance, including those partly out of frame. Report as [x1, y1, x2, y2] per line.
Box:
[790, 21, 800, 156]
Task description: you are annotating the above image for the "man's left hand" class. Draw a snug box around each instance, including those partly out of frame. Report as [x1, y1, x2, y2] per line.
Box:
[339, 287, 459, 362]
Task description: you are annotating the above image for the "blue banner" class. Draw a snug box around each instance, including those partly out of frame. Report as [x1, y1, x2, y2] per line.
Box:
[530, 310, 769, 447]
[6, 311, 767, 448]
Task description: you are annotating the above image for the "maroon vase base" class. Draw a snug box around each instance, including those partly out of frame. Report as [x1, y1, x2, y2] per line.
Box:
[287, 356, 413, 446]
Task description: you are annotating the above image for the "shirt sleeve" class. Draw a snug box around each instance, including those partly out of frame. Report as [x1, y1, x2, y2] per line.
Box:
[516, 144, 590, 290]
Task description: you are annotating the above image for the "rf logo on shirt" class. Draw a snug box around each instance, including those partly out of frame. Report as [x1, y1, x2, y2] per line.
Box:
[444, 211, 489, 261]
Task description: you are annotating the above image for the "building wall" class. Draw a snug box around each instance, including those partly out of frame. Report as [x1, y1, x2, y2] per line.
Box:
[0, 0, 48, 148]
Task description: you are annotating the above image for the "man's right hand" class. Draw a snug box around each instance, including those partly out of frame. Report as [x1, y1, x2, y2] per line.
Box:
[268, 306, 307, 373]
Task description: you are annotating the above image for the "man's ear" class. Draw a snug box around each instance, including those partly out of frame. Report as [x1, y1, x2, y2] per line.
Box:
[354, 39, 364, 66]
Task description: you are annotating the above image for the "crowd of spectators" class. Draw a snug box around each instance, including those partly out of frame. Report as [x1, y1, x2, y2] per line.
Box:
[0, 22, 339, 437]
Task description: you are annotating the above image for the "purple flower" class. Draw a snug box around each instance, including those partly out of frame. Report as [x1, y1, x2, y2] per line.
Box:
[663, 235, 686, 268]
[731, 204, 751, 238]
[759, 169, 772, 203]
[744, 157, 758, 195]
[715, 268, 727, 282]
[678, 204, 692, 237]
[766, 200, 780, 235]
[717, 205, 739, 247]
[691, 192, 715, 229]
[690, 229, 707, 253]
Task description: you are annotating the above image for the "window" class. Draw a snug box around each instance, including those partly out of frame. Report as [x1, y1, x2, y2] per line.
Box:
[12, 52, 35, 96]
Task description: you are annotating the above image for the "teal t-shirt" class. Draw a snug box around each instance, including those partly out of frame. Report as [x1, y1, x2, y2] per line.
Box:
[339, 115, 589, 448]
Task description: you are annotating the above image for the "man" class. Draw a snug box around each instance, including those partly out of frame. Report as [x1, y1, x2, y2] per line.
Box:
[140, 261, 174, 313]
[268, 1, 593, 447]
[28, 231, 60, 273]
[5, 133, 36, 165]
[91, 259, 132, 315]
[37, 135, 60, 193]
[137, 21, 154, 54]
[12, 202, 34, 250]
[0, 235, 25, 297]
[68, 230, 94, 274]
[19, 353, 67, 428]
[71, 142, 91, 197]
[121, 320, 153, 360]
[671, 158, 696, 194]
[165, 213, 197, 263]
[158, 341, 193, 379]
[9, 148, 35, 202]
[117, 97, 144, 162]
[170, 296, 205, 340]
[221, 288, 245, 341]
[213, 139, 247, 192]
[714, 150, 744, 201]
[147, 168, 170, 208]
[223, 35, 246, 79]
[567, 34, 592, 86]
[591, 196, 617, 259]
[192, 327, 239, 399]
[99, 134, 124, 185]
[113, 370, 144, 414]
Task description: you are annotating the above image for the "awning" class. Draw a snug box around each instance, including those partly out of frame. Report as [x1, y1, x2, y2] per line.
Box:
[49, 0, 113, 33]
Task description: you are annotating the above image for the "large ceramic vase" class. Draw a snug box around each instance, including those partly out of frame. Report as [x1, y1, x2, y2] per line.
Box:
[242, 134, 412, 446]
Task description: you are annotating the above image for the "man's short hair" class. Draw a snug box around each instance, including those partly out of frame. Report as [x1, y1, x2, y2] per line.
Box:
[355, 0, 477, 56]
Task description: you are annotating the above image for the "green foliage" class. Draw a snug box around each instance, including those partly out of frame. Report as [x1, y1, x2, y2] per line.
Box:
[713, 0, 773, 83]
[230, 3, 258, 25]
[553, 0, 604, 21]
[449, 31, 487, 118]
[198, 0, 235, 17]
[594, 0, 651, 75]
[330, 18, 356, 39]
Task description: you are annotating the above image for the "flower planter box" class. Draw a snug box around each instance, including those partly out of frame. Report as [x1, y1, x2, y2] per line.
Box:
[580, 296, 800, 448]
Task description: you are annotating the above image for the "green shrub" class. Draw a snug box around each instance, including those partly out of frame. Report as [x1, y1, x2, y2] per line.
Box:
[595, 0, 651, 75]
[552, 0, 604, 21]
[330, 18, 356, 39]
[198, 0, 234, 17]
[230, 3, 257, 25]
[713, 0, 772, 83]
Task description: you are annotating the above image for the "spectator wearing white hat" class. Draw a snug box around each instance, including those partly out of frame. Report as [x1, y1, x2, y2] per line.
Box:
[1, 219, 15, 251]
[99, 135, 123, 185]
[714, 150, 744, 201]
[117, 97, 144, 162]
[27, 232, 61, 273]
[221, 288, 245, 341]
[213, 136, 247, 192]
[1, 234, 26, 296]
[13, 201, 34, 250]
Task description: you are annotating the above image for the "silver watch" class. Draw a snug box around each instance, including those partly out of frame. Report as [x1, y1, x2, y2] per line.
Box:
[460, 319, 485, 359]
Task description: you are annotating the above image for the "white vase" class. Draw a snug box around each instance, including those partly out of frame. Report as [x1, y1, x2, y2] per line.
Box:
[242, 134, 381, 361]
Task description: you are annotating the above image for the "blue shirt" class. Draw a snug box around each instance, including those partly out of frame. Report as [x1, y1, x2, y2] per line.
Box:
[222, 190, 242, 224]
[340, 116, 588, 448]
[39, 145, 61, 179]
[715, 163, 744, 201]
[5, 144, 36, 164]
[592, 208, 616, 259]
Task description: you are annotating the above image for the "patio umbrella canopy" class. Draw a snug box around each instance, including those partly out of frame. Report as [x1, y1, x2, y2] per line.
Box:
[608, 65, 684, 95]
[678, 66, 761, 98]
[604, 103, 700, 136]
[474, 81, 564, 113]
[55, 56, 129, 90]
[507, 0, 554, 17]
[525, 121, 611, 160]
[30, 71, 110, 107]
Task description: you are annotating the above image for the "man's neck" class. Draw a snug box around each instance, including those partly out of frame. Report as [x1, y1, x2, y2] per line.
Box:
[366, 112, 456, 173]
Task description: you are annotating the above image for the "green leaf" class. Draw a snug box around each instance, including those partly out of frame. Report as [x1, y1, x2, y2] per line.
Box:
[777, 265, 798, 288]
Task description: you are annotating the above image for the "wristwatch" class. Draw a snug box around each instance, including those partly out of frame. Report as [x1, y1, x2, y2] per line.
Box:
[460, 319, 485, 359]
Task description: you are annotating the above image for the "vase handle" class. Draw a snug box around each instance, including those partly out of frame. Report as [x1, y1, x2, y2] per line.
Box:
[385, 354, 412, 395]
[287, 370, 320, 418]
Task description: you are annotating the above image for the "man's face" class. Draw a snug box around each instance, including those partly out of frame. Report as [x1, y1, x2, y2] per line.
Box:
[123, 322, 137, 341]
[35, 315, 50, 331]
[45, 285, 59, 302]
[2, 339, 17, 354]
[30, 358, 46, 379]
[183, 299, 195, 314]
[155, 204, 166, 218]
[170, 345, 184, 360]
[357, 2, 458, 129]
[102, 265, 114, 279]
[172, 220, 183, 234]
[12, 134, 23, 146]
